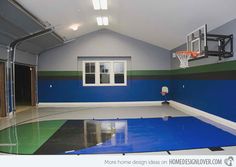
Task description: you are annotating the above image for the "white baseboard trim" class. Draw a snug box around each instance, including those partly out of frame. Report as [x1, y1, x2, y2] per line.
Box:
[8, 111, 13, 117]
[169, 100, 236, 131]
[38, 101, 162, 108]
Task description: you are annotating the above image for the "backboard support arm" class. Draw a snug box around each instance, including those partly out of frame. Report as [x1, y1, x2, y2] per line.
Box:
[204, 34, 233, 60]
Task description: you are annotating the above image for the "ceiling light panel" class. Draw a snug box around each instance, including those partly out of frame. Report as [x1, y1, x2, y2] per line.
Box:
[100, 0, 108, 10]
[92, 0, 107, 10]
[92, 0, 100, 10]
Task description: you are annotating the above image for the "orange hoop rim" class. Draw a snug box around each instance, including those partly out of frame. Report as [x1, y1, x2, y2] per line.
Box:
[175, 51, 200, 58]
[160, 92, 168, 95]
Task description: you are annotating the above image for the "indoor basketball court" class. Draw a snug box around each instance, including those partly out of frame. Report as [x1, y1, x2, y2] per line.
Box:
[0, 0, 236, 157]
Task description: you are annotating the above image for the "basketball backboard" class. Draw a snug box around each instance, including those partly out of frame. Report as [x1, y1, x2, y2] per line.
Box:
[186, 24, 207, 59]
[174, 24, 233, 68]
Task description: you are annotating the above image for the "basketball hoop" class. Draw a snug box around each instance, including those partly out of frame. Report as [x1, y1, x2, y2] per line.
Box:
[161, 92, 167, 96]
[174, 51, 200, 68]
[161, 86, 169, 105]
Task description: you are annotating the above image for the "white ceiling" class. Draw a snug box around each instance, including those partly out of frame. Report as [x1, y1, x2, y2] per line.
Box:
[16, 0, 236, 50]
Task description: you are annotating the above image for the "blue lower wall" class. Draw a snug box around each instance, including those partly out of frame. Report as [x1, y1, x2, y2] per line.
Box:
[38, 78, 236, 122]
[172, 80, 236, 122]
[38, 79, 170, 102]
[38, 65, 236, 123]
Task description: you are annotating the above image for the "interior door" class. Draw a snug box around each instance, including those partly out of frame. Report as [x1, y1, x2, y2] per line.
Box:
[30, 66, 36, 106]
[0, 62, 6, 117]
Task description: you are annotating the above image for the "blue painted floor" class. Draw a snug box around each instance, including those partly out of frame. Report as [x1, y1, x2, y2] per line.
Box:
[65, 117, 236, 154]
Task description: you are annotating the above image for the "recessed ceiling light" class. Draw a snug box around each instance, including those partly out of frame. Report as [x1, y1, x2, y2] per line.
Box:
[69, 24, 80, 31]
[92, 0, 107, 10]
[96, 17, 109, 26]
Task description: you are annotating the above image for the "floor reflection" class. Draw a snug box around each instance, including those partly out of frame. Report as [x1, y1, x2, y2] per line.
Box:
[85, 120, 128, 148]
[35, 120, 128, 154]
[0, 117, 236, 155]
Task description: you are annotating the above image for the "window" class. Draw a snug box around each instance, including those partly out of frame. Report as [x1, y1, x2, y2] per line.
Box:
[100, 62, 110, 84]
[114, 62, 125, 84]
[83, 61, 127, 86]
[85, 62, 95, 84]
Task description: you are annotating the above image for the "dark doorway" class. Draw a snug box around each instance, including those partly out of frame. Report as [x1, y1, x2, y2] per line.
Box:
[0, 62, 6, 117]
[15, 64, 36, 110]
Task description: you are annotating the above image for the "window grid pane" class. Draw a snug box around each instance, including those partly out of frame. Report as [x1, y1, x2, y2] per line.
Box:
[100, 74, 110, 84]
[114, 62, 124, 74]
[85, 63, 95, 74]
[85, 63, 90, 73]
[100, 62, 110, 74]
[85, 74, 95, 84]
[100, 62, 110, 84]
[114, 62, 125, 84]
[90, 63, 95, 73]
[115, 74, 124, 83]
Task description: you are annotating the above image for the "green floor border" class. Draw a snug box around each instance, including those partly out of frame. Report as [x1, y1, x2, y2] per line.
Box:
[0, 120, 65, 154]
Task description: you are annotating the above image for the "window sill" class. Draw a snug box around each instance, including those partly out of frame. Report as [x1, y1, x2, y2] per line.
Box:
[83, 84, 127, 87]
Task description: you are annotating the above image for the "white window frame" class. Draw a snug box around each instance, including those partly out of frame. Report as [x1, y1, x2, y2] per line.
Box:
[83, 60, 127, 86]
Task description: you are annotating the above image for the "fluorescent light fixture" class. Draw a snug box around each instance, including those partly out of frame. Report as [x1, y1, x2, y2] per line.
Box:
[96, 17, 103, 26]
[102, 17, 109, 25]
[92, 0, 100, 10]
[92, 0, 107, 10]
[69, 24, 80, 31]
[100, 0, 108, 10]
[96, 17, 109, 26]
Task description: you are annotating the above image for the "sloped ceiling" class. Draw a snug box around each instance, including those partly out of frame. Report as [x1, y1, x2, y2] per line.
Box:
[15, 0, 236, 50]
[0, 0, 64, 54]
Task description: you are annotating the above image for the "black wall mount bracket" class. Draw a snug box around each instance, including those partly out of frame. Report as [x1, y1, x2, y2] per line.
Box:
[204, 33, 234, 61]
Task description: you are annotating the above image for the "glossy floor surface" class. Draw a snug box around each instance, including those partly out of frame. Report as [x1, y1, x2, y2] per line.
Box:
[0, 105, 236, 155]
[1, 117, 236, 155]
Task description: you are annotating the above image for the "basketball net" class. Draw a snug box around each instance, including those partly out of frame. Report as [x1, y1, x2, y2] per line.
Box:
[174, 51, 199, 68]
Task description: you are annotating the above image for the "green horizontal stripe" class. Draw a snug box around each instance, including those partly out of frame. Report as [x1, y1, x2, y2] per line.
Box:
[128, 70, 171, 76]
[39, 70, 171, 77]
[171, 60, 236, 75]
[38, 60, 236, 78]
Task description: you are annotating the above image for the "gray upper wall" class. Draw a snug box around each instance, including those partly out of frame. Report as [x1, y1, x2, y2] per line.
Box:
[0, 45, 8, 60]
[171, 18, 236, 69]
[0, 45, 37, 65]
[38, 29, 171, 71]
[16, 49, 37, 65]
